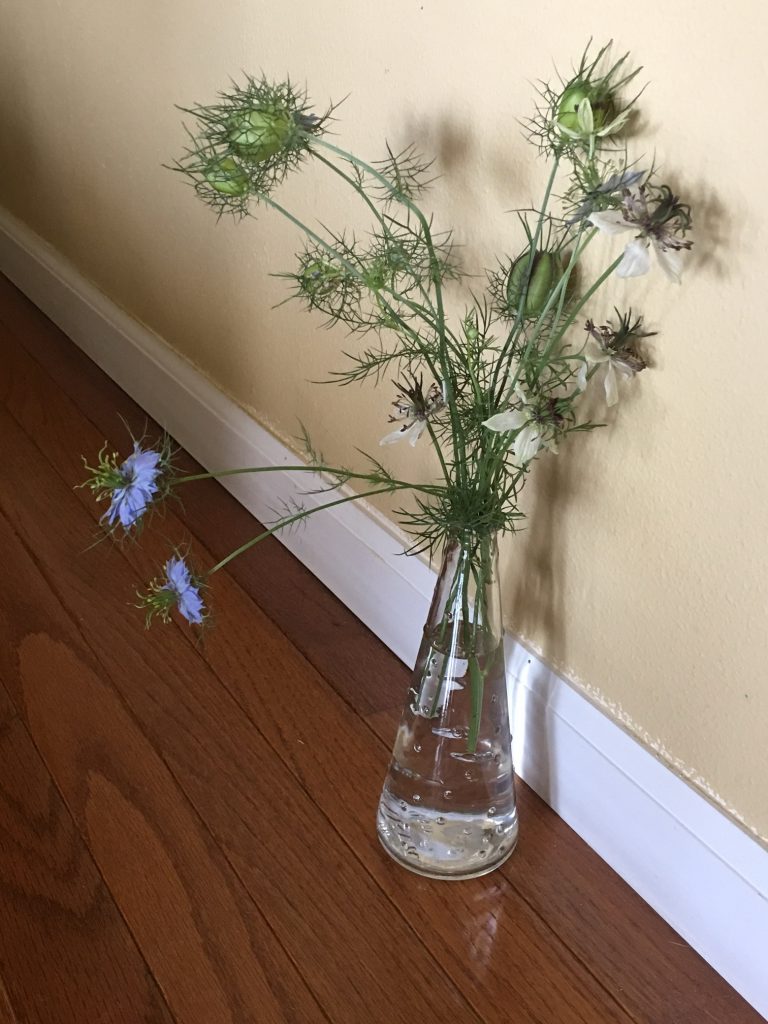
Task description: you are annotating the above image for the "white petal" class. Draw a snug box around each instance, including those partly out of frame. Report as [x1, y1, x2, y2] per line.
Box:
[616, 238, 652, 278]
[577, 98, 594, 135]
[654, 242, 683, 284]
[513, 424, 543, 464]
[380, 419, 421, 446]
[588, 210, 636, 236]
[576, 360, 588, 393]
[596, 108, 630, 137]
[406, 419, 428, 447]
[604, 363, 619, 407]
[483, 410, 526, 433]
[584, 337, 609, 366]
[513, 383, 529, 406]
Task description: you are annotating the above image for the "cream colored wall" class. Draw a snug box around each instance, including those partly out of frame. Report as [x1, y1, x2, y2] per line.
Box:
[2, 1, 766, 840]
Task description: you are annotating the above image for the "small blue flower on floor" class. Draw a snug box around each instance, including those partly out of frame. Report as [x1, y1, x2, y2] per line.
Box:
[105, 444, 162, 529]
[160, 556, 205, 624]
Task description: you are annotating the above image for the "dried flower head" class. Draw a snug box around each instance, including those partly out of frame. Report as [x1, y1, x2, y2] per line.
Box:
[380, 376, 445, 446]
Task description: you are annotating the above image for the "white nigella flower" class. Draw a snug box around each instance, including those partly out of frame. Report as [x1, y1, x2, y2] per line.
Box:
[380, 377, 445, 447]
[482, 385, 561, 464]
[577, 315, 649, 407]
[588, 184, 693, 283]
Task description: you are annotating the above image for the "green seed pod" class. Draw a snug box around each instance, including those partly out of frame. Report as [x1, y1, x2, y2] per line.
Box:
[228, 108, 294, 163]
[301, 259, 343, 299]
[506, 250, 564, 318]
[203, 156, 249, 196]
[557, 83, 615, 135]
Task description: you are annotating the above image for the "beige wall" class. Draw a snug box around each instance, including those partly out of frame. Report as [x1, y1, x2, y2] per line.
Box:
[2, 1, 767, 841]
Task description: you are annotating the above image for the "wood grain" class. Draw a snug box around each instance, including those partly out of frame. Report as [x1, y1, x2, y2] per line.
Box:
[0, 672, 175, 1024]
[0, 408, 482, 1024]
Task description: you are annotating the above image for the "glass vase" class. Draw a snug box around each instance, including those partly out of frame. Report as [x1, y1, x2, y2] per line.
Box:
[377, 532, 518, 879]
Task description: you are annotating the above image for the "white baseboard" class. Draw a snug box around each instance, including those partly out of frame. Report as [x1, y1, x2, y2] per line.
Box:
[1, 207, 766, 1019]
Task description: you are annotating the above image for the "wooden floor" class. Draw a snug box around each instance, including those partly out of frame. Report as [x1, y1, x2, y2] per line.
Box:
[0, 273, 760, 1024]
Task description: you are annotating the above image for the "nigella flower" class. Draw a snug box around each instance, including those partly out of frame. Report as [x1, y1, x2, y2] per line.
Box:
[380, 376, 445, 447]
[104, 444, 163, 530]
[82, 437, 172, 533]
[483, 386, 563, 464]
[139, 555, 206, 626]
[588, 184, 693, 283]
[577, 311, 653, 406]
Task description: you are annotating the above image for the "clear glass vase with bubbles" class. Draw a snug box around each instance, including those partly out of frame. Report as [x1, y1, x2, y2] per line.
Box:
[377, 531, 518, 879]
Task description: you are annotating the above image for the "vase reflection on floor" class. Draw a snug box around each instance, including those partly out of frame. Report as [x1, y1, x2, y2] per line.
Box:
[377, 533, 518, 879]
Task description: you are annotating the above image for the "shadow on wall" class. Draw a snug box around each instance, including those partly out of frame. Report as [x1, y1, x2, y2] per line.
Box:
[504, 441, 578, 808]
[0, 64, 269, 431]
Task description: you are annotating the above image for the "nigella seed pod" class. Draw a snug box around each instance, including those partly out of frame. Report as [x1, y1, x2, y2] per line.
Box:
[203, 156, 249, 196]
[506, 250, 564, 319]
[557, 83, 615, 134]
[301, 259, 343, 299]
[228, 108, 294, 163]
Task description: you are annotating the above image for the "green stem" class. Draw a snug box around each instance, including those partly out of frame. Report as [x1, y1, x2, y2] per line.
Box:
[207, 485, 407, 576]
[174, 463, 442, 494]
[313, 138, 468, 489]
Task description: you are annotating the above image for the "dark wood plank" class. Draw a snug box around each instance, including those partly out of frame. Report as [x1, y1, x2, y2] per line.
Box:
[0, 679, 15, 726]
[0, 274, 405, 717]
[0, 407, 483, 1024]
[0, 294, 644, 1021]
[0, 975, 20, 1024]
[0, 674, 176, 1024]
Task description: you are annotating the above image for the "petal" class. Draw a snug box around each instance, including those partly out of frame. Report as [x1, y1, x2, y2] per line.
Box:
[178, 587, 205, 625]
[584, 337, 609, 365]
[654, 242, 683, 284]
[588, 211, 636, 235]
[513, 424, 543, 464]
[380, 421, 414, 445]
[616, 238, 652, 278]
[596, 108, 630, 137]
[604, 364, 619, 407]
[482, 410, 526, 433]
[406, 420, 428, 448]
[577, 98, 594, 135]
[165, 556, 190, 589]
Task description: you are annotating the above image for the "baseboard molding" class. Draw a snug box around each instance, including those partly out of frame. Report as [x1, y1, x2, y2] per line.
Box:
[2, 207, 766, 1019]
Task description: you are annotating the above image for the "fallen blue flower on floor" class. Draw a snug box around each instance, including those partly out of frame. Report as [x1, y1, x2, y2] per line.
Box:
[161, 555, 206, 624]
[139, 554, 206, 626]
[105, 444, 163, 529]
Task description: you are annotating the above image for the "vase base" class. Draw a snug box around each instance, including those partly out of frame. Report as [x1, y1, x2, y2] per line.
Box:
[377, 829, 518, 880]
[376, 795, 519, 880]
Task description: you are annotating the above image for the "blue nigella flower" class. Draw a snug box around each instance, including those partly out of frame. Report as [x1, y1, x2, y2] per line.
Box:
[160, 556, 206, 624]
[104, 443, 162, 530]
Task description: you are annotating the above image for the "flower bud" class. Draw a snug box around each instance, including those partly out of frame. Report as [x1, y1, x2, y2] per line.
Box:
[506, 250, 565, 318]
[557, 83, 615, 135]
[203, 156, 249, 196]
[228, 108, 294, 163]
